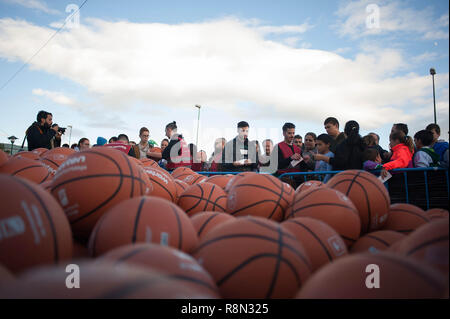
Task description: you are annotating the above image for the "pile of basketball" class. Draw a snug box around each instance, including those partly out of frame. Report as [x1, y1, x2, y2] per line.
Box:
[0, 147, 448, 299]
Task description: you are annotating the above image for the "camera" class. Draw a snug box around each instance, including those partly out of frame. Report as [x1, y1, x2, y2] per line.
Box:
[52, 124, 66, 135]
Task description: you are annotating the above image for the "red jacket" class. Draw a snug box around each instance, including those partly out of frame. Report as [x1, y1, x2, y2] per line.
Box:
[383, 144, 413, 170]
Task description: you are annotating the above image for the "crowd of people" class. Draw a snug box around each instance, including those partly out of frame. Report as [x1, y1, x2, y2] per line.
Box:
[25, 111, 449, 183]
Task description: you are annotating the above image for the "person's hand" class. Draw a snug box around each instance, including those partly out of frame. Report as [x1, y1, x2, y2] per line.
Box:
[313, 154, 324, 161]
[233, 161, 243, 167]
[51, 125, 59, 133]
[303, 155, 311, 162]
[380, 168, 388, 178]
[55, 132, 62, 139]
[291, 153, 301, 161]
[244, 159, 252, 165]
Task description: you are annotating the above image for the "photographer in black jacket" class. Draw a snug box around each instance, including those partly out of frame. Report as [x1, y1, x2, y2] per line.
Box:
[25, 111, 62, 151]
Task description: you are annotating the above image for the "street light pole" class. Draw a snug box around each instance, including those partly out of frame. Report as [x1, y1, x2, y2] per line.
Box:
[430, 68, 437, 124]
[68, 125, 73, 146]
[8, 136, 18, 155]
[195, 105, 201, 148]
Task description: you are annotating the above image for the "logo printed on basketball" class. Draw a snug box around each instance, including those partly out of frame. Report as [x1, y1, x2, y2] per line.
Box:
[58, 189, 69, 207]
[0, 215, 25, 241]
[227, 190, 237, 211]
[145, 169, 169, 185]
[328, 236, 346, 256]
[57, 155, 86, 172]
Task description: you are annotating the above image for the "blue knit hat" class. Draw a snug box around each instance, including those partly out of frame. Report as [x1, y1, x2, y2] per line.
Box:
[97, 136, 107, 146]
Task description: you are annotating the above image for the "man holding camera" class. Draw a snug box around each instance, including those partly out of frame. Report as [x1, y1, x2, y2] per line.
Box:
[26, 111, 63, 151]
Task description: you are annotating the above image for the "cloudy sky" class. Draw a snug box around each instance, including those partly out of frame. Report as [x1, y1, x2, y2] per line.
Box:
[0, 0, 448, 153]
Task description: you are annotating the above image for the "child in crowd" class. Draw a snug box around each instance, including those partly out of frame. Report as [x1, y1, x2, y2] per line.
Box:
[413, 130, 440, 168]
[314, 134, 334, 183]
[380, 131, 414, 178]
[363, 148, 383, 171]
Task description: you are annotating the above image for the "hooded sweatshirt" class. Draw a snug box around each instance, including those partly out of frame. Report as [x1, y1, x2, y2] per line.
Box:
[383, 143, 413, 170]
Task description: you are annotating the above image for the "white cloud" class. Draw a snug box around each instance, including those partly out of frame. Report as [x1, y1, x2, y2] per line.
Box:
[2, 0, 60, 15]
[255, 22, 314, 35]
[32, 88, 76, 106]
[334, 0, 449, 40]
[0, 17, 447, 131]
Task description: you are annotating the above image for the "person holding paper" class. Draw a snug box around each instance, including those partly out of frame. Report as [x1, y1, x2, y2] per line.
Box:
[222, 121, 259, 172]
[273, 123, 309, 179]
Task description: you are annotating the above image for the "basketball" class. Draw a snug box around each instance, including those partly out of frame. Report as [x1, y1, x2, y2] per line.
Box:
[296, 180, 325, 194]
[72, 241, 90, 259]
[395, 218, 449, 275]
[282, 217, 348, 272]
[50, 147, 152, 240]
[350, 230, 406, 254]
[383, 203, 430, 234]
[0, 175, 73, 274]
[40, 147, 76, 175]
[191, 212, 235, 239]
[0, 150, 9, 166]
[88, 196, 198, 256]
[143, 166, 177, 202]
[0, 261, 215, 298]
[174, 179, 189, 200]
[285, 187, 361, 247]
[0, 264, 14, 283]
[296, 252, 447, 298]
[224, 172, 257, 193]
[205, 175, 235, 191]
[141, 158, 160, 168]
[32, 148, 49, 157]
[181, 173, 208, 185]
[193, 216, 312, 298]
[426, 208, 449, 220]
[13, 151, 40, 161]
[0, 157, 52, 184]
[178, 182, 227, 217]
[172, 167, 195, 179]
[226, 174, 293, 221]
[128, 156, 144, 167]
[327, 170, 390, 234]
[100, 243, 220, 297]
[40, 180, 53, 192]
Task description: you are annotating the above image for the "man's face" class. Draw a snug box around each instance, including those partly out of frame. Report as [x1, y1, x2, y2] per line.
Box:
[215, 139, 224, 151]
[264, 141, 273, 155]
[79, 139, 90, 151]
[391, 125, 398, 135]
[325, 123, 339, 136]
[165, 128, 172, 139]
[161, 140, 169, 151]
[238, 127, 249, 140]
[430, 129, 439, 143]
[283, 128, 296, 144]
[44, 115, 53, 127]
[294, 138, 302, 149]
[140, 131, 149, 144]
[304, 135, 316, 150]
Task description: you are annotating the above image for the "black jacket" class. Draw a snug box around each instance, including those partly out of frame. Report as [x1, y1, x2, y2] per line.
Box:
[222, 137, 259, 172]
[26, 122, 56, 151]
[162, 134, 185, 162]
[329, 136, 366, 170]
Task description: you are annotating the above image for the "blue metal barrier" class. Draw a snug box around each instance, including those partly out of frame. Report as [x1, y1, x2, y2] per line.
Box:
[197, 168, 449, 210]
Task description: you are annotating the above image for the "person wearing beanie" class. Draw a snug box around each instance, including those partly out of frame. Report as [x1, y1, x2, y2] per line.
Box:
[97, 137, 107, 146]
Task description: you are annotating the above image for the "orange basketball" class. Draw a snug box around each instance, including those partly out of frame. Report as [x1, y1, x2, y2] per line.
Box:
[152, 147, 162, 153]
[33, 148, 50, 157]
[100, 243, 219, 297]
[282, 217, 348, 272]
[193, 216, 312, 298]
[40, 180, 53, 192]
[50, 147, 152, 240]
[327, 170, 390, 234]
[383, 203, 430, 234]
[181, 173, 208, 185]
[350, 230, 406, 254]
[128, 156, 144, 167]
[395, 218, 449, 275]
[172, 167, 195, 179]
[178, 182, 227, 217]
[226, 174, 292, 221]
[0, 157, 52, 184]
[72, 241, 90, 259]
[0, 150, 8, 166]
[426, 208, 449, 220]
[143, 166, 177, 202]
[296, 252, 446, 298]
[40, 147, 76, 175]
[174, 179, 189, 201]
[0, 175, 73, 274]
[141, 158, 159, 168]
[206, 175, 235, 191]
[88, 196, 198, 256]
[191, 212, 235, 239]
[296, 180, 325, 194]
[285, 187, 361, 247]
[0, 261, 214, 299]
[13, 151, 40, 161]
[0, 264, 14, 283]
[224, 172, 257, 193]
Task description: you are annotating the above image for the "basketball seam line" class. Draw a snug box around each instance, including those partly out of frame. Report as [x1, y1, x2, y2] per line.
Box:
[265, 225, 283, 298]
[290, 202, 359, 218]
[204, 185, 216, 211]
[197, 213, 220, 237]
[364, 234, 391, 247]
[131, 198, 146, 243]
[170, 205, 183, 250]
[389, 209, 429, 222]
[246, 218, 297, 241]
[179, 194, 226, 213]
[148, 176, 174, 202]
[406, 235, 449, 256]
[10, 164, 47, 176]
[229, 199, 282, 217]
